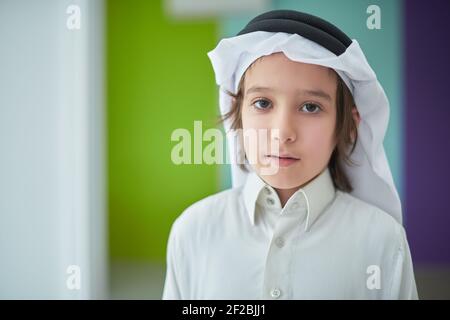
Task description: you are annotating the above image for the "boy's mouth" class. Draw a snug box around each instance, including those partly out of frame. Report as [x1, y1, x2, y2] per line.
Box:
[265, 154, 300, 160]
[264, 154, 300, 167]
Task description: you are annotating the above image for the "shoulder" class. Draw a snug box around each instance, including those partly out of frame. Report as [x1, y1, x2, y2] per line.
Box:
[170, 186, 243, 241]
[334, 190, 406, 246]
[336, 190, 402, 228]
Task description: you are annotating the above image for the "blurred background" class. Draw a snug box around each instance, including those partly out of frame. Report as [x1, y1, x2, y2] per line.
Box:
[0, 0, 449, 299]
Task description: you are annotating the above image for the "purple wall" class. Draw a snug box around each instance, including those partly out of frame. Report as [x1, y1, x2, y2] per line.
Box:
[405, 0, 450, 264]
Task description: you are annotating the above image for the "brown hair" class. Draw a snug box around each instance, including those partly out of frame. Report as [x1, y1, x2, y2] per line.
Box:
[216, 65, 359, 193]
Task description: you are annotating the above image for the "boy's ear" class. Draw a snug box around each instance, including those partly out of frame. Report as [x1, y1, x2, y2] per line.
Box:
[352, 106, 361, 127]
[351, 106, 360, 143]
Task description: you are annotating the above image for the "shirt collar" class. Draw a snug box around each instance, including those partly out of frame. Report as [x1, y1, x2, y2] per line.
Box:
[242, 167, 336, 231]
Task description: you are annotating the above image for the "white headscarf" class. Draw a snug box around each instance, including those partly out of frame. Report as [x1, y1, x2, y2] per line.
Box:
[207, 31, 402, 224]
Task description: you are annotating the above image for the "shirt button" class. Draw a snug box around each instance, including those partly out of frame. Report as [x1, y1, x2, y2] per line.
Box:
[264, 186, 272, 195]
[270, 288, 281, 299]
[275, 237, 285, 248]
[266, 197, 275, 206]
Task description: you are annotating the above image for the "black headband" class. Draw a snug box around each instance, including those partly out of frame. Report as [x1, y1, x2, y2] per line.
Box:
[237, 10, 352, 56]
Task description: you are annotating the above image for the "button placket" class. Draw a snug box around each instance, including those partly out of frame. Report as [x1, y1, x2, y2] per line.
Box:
[262, 212, 297, 299]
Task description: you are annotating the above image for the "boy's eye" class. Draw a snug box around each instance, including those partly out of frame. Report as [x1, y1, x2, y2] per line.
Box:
[251, 100, 322, 113]
[300, 103, 321, 113]
[252, 99, 272, 110]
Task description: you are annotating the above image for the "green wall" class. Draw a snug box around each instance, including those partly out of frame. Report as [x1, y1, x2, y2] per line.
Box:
[107, 0, 219, 260]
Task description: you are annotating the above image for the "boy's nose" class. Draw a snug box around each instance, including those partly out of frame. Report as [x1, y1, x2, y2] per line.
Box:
[271, 111, 297, 143]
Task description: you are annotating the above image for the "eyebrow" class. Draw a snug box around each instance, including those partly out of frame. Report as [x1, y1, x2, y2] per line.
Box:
[245, 86, 333, 102]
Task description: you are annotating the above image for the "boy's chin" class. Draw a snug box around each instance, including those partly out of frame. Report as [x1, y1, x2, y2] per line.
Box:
[257, 171, 306, 190]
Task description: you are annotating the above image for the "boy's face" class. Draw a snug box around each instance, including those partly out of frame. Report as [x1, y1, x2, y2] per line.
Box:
[241, 52, 337, 190]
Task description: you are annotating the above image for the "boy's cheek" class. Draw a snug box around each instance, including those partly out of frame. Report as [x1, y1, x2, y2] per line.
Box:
[302, 132, 336, 159]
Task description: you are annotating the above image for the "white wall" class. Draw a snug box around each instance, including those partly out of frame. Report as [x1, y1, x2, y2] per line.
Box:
[0, 0, 107, 299]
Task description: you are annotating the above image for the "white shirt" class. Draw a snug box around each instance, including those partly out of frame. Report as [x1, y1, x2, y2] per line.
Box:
[162, 167, 418, 300]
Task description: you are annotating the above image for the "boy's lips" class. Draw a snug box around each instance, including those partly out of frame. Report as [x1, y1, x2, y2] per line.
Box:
[264, 154, 300, 167]
[265, 154, 300, 160]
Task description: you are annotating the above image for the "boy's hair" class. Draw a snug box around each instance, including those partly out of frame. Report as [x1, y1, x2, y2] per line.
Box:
[217, 66, 359, 193]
